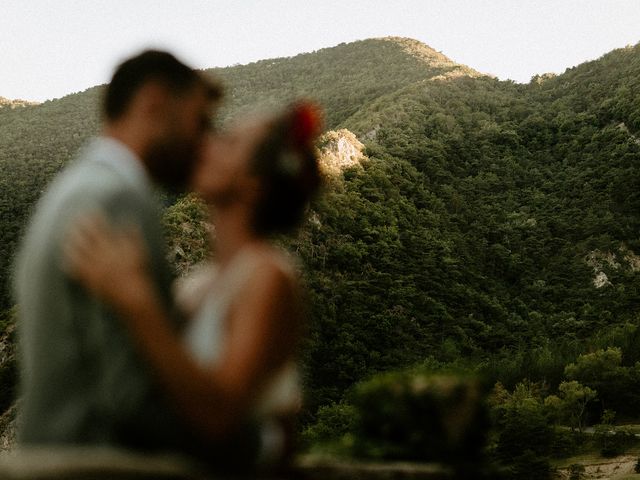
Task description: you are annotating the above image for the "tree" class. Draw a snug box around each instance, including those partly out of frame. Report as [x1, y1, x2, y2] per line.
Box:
[564, 348, 639, 415]
[491, 382, 554, 479]
[544, 381, 596, 433]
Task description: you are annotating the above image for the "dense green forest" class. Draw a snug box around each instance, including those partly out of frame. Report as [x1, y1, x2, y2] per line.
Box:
[2, 37, 640, 476]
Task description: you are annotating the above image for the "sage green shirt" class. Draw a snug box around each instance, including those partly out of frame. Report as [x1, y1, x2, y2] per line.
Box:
[14, 137, 185, 448]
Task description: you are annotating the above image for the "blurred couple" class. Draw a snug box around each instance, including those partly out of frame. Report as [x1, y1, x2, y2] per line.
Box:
[14, 50, 322, 472]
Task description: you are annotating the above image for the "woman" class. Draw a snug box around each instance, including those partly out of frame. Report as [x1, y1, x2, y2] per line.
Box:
[63, 102, 323, 470]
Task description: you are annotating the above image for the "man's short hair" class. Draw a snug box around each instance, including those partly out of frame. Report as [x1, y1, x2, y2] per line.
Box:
[104, 50, 222, 120]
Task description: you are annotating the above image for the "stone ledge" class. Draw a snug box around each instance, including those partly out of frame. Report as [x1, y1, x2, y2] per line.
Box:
[0, 448, 455, 479]
[0, 447, 204, 479]
[292, 457, 453, 479]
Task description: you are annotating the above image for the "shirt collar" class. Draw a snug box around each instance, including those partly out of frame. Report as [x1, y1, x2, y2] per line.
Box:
[89, 136, 151, 193]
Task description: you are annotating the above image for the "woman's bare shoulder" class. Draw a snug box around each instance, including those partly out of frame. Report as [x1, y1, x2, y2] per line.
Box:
[244, 244, 299, 286]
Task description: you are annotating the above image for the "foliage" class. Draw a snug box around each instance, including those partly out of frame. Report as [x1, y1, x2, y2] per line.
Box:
[490, 382, 554, 467]
[2, 37, 640, 461]
[549, 428, 581, 459]
[0, 86, 102, 311]
[300, 401, 357, 451]
[506, 449, 552, 480]
[347, 370, 487, 465]
[0, 307, 17, 413]
[303, 367, 488, 474]
[564, 348, 640, 417]
[161, 194, 211, 276]
[207, 37, 480, 129]
[544, 381, 596, 433]
[594, 410, 637, 457]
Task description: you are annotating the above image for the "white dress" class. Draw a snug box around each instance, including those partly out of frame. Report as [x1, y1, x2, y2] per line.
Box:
[177, 248, 301, 464]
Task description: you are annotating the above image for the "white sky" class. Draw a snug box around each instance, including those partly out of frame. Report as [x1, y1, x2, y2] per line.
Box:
[1, 0, 639, 102]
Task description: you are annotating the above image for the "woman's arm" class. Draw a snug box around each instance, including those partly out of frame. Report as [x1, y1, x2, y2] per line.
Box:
[63, 215, 300, 442]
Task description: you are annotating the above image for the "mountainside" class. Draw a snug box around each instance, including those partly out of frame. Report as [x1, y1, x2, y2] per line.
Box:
[205, 36, 482, 128]
[0, 87, 103, 314]
[0, 37, 479, 312]
[1, 37, 640, 428]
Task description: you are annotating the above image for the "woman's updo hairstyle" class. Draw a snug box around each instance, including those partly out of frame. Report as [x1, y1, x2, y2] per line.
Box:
[249, 101, 323, 236]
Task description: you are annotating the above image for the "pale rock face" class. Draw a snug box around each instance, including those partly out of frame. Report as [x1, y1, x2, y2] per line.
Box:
[308, 210, 322, 228]
[318, 129, 366, 173]
[621, 245, 640, 271]
[585, 250, 620, 272]
[593, 271, 612, 289]
[586, 250, 617, 288]
[617, 122, 640, 145]
[585, 244, 640, 288]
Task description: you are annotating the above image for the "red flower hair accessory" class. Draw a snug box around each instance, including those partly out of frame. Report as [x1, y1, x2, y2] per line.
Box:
[291, 101, 324, 148]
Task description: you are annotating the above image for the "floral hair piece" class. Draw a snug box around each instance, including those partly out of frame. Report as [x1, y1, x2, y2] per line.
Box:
[276, 101, 323, 177]
[291, 101, 323, 148]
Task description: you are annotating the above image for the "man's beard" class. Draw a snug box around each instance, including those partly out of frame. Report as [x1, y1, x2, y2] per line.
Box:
[145, 136, 199, 194]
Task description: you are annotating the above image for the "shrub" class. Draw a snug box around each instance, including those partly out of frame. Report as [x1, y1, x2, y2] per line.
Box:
[300, 401, 357, 449]
[593, 410, 637, 457]
[493, 383, 554, 461]
[508, 449, 552, 480]
[348, 370, 488, 466]
[598, 428, 635, 457]
[549, 428, 580, 459]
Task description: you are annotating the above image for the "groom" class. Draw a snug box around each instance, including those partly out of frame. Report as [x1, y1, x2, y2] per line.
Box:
[15, 51, 220, 452]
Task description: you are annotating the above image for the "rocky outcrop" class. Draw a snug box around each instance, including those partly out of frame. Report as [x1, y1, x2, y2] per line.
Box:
[318, 129, 366, 173]
[585, 245, 640, 288]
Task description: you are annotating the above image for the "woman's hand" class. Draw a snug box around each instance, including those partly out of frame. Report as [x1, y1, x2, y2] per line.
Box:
[63, 213, 152, 309]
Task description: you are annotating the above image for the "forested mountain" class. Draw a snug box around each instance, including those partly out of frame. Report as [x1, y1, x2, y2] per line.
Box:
[206, 37, 481, 128]
[0, 37, 478, 312]
[0, 87, 102, 313]
[1, 39, 640, 468]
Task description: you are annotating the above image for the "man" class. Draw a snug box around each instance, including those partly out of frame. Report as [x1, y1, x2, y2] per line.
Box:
[14, 50, 220, 451]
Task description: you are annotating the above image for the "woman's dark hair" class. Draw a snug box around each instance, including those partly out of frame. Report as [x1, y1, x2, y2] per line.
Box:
[249, 102, 323, 236]
[104, 50, 222, 121]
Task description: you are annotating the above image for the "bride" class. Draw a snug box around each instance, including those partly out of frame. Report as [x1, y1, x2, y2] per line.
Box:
[63, 102, 322, 470]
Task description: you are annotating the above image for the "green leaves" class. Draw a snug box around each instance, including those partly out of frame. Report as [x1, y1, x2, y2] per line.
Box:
[161, 194, 210, 276]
